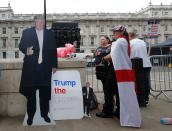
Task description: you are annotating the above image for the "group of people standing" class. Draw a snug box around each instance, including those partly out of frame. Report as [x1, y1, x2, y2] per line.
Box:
[86, 25, 152, 127]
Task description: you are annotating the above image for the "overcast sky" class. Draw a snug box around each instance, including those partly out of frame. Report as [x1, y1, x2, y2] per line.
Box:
[0, 0, 172, 14]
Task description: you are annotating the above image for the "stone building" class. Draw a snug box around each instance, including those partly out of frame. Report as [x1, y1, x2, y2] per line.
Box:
[1, 2, 172, 59]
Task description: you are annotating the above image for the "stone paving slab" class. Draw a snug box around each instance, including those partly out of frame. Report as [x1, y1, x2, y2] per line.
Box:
[0, 96, 172, 131]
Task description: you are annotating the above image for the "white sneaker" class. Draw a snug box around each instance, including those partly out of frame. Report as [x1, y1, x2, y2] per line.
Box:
[87, 114, 91, 118]
[84, 113, 87, 117]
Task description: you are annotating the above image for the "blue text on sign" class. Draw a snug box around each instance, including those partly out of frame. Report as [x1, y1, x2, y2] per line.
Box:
[53, 80, 76, 87]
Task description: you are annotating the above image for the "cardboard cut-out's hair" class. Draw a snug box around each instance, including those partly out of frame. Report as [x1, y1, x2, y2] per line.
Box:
[34, 15, 45, 23]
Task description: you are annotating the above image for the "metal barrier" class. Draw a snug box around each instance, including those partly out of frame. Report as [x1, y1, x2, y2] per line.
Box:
[150, 55, 172, 102]
[85, 54, 172, 102]
[85, 57, 104, 93]
[84, 54, 172, 102]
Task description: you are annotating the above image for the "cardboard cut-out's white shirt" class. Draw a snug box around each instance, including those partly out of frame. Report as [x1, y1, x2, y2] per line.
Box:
[50, 70, 84, 120]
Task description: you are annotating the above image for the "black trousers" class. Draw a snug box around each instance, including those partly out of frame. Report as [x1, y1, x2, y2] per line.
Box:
[99, 77, 106, 96]
[83, 100, 91, 115]
[26, 63, 49, 119]
[143, 67, 151, 101]
[102, 66, 120, 115]
[27, 88, 49, 119]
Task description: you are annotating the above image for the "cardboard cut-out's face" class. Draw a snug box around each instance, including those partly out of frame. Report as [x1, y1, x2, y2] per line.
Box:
[35, 19, 44, 30]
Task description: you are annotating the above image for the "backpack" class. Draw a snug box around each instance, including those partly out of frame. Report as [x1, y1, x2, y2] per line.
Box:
[89, 92, 98, 110]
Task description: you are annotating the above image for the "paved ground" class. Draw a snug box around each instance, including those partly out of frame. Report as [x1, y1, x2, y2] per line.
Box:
[0, 94, 172, 131]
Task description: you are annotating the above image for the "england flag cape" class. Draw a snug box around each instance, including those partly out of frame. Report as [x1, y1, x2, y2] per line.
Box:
[110, 37, 142, 127]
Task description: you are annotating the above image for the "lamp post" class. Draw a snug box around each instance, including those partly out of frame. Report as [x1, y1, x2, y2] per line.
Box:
[44, 0, 46, 28]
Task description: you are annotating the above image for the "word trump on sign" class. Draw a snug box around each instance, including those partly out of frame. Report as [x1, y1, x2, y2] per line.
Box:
[53, 80, 76, 87]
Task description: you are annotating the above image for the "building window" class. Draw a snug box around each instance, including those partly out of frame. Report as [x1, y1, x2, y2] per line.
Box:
[91, 37, 94, 45]
[80, 37, 83, 46]
[165, 25, 168, 31]
[164, 12, 168, 16]
[128, 25, 132, 29]
[15, 51, 19, 58]
[100, 26, 104, 32]
[143, 26, 146, 31]
[15, 39, 18, 48]
[2, 39, 6, 48]
[90, 26, 94, 34]
[2, 14, 6, 19]
[154, 12, 158, 16]
[14, 27, 18, 34]
[2, 27, 6, 34]
[8, 14, 10, 18]
[3, 52, 6, 59]
[165, 36, 168, 40]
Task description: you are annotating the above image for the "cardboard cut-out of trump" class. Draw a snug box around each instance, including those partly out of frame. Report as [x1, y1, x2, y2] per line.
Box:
[19, 15, 57, 126]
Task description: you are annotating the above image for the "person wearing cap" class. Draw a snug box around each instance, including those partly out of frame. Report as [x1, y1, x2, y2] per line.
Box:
[110, 25, 142, 127]
[129, 28, 152, 105]
[19, 15, 57, 125]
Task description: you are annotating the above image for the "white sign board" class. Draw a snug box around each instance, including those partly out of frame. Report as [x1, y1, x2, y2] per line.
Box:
[50, 70, 84, 120]
[147, 19, 160, 38]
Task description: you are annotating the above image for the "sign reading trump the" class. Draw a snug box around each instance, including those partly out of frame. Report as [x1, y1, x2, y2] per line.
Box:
[50, 70, 84, 120]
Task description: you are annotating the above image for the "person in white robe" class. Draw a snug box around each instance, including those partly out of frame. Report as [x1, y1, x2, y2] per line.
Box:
[110, 25, 142, 127]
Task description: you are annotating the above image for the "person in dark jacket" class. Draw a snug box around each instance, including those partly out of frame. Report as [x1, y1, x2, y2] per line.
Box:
[85, 36, 111, 94]
[82, 82, 93, 117]
[96, 54, 119, 119]
[19, 15, 57, 126]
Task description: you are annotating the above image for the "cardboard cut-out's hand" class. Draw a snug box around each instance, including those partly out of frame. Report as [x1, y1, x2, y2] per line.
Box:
[27, 46, 34, 55]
